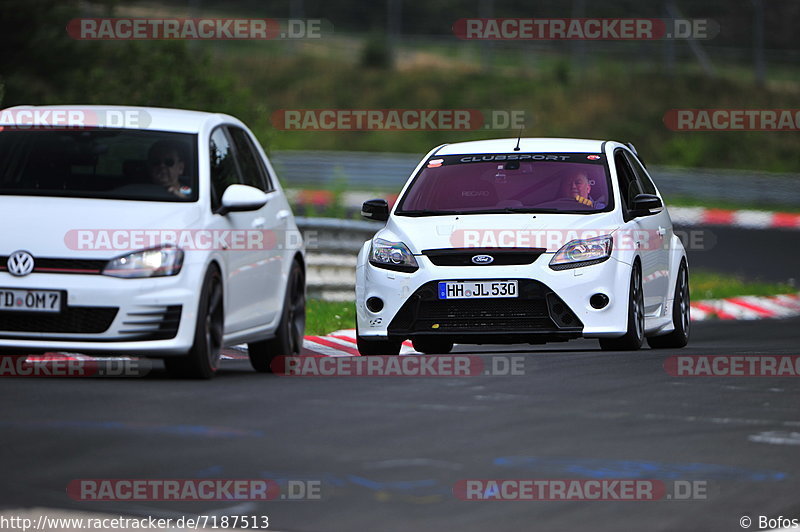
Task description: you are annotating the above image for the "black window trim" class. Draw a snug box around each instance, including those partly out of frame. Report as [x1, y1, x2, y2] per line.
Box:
[614, 147, 648, 222]
[225, 125, 275, 193]
[208, 125, 245, 213]
[623, 149, 660, 198]
[614, 146, 642, 222]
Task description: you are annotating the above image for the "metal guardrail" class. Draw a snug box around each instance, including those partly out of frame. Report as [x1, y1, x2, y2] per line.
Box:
[272, 150, 419, 189]
[295, 216, 382, 253]
[295, 217, 382, 301]
[272, 150, 800, 207]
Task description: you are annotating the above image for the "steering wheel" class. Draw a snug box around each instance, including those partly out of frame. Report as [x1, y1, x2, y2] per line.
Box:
[535, 197, 595, 210]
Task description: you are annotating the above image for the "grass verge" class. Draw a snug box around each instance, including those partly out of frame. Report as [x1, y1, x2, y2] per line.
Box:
[690, 270, 796, 300]
[306, 299, 357, 336]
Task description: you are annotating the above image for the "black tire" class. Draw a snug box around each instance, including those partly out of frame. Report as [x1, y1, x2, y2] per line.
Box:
[249, 259, 306, 372]
[412, 338, 454, 354]
[356, 326, 402, 356]
[164, 266, 224, 379]
[599, 263, 644, 351]
[647, 261, 690, 349]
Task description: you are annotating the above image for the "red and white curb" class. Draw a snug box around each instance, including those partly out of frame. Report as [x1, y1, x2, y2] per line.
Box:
[220, 330, 420, 360]
[298, 293, 800, 356]
[669, 207, 800, 230]
[301, 330, 421, 356]
[233, 293, 800, 358]
[691, 293, 800, 321]
[16, 294, 800, 364]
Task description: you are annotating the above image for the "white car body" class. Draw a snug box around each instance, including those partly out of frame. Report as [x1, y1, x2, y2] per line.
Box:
[0, 105, 304, 374]
[356, 138, 689, 351]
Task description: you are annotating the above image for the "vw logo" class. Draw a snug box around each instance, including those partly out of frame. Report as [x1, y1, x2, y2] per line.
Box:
[471, 254, 494, 265]
[7, 250, 34, 277]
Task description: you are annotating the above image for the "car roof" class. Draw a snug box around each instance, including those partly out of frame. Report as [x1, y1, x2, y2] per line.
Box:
[0, 105, 238, 134]
[434, 137, 608, 155]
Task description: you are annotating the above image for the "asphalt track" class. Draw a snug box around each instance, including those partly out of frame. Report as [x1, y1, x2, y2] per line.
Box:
[2, 314, 800, 532]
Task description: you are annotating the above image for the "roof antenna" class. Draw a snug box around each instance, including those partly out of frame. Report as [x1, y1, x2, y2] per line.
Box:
[513, 128, 523, 151]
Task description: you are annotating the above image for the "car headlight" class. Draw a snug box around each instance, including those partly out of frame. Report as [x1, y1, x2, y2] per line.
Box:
[369, 238, 419, 272]
[549, 235, 613, 270]
[102, 246, 184, 278]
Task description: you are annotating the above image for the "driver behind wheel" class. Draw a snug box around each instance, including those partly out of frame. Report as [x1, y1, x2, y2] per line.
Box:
[148, 140, 191, 199]
[560, 172, 594, 207]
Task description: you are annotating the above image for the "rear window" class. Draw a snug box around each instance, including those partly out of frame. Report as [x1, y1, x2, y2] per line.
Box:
[396, 153, 612, 216]
[0, 129, 198, 202]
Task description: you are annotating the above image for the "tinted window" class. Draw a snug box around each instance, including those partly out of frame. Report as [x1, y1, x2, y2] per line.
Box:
[228, 127, 271, 191]
[209, 127, 240, 210]
[397, 153, 612, 215]
[0, 129, 198, 202]
[625, 152, 658, 196]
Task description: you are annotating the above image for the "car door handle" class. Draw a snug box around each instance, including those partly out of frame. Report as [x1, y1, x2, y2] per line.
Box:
[277, 210, 290, 223]
[252, 217, 266, 229]
[657, 226, 666, 237]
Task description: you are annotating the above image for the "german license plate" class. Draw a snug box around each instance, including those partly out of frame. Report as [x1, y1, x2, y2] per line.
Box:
[438, 280, 518, 299]
[0, 288, 62, 313]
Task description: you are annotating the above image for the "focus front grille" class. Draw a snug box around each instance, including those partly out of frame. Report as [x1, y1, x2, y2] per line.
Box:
[0, 307, 118, 334]
[422, 248, 545, 266]
[388, 279, 582, 335]
[404, 299, 552, 330]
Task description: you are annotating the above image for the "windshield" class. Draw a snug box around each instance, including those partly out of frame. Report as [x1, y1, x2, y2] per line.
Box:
[0, 129, 198, 202]
[396, 153, 612, 216]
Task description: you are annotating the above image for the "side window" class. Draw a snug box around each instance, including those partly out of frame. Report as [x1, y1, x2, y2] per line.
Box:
[209, 128, 241, 211]
[228, 127, 272, 192]
[625, 152, 658, 196]
[614, 150, 641, 210]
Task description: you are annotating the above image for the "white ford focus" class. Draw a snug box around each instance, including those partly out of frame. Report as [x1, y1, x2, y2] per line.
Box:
[0, 106, 305, 378]
[356, 138, 689, 354]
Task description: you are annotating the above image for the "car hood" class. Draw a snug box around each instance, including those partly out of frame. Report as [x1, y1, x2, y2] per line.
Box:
[382, 211, 623, 253]
[0, 196, 202, 259]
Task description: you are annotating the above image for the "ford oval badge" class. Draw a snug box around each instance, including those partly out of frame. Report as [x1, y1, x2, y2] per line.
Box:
[471, 254, 494, 265]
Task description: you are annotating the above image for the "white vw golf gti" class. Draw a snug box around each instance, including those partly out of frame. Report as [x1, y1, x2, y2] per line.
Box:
[0, 106, 305, 378]
[356, 138, 690, 354]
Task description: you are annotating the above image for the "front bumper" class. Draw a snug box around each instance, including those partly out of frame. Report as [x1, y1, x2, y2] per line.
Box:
[356, 252, 633, 343]
[0, 265, 203, 356]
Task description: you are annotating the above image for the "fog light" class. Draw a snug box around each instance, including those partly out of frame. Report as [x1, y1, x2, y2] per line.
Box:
[590, 293, 609, 309]
[366, 297, 384, 313]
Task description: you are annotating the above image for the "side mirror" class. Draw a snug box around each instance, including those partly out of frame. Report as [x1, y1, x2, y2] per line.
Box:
[361, 199, 390, 222]
[217, 184, 268, 215]
[630, 194, 663, 217]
